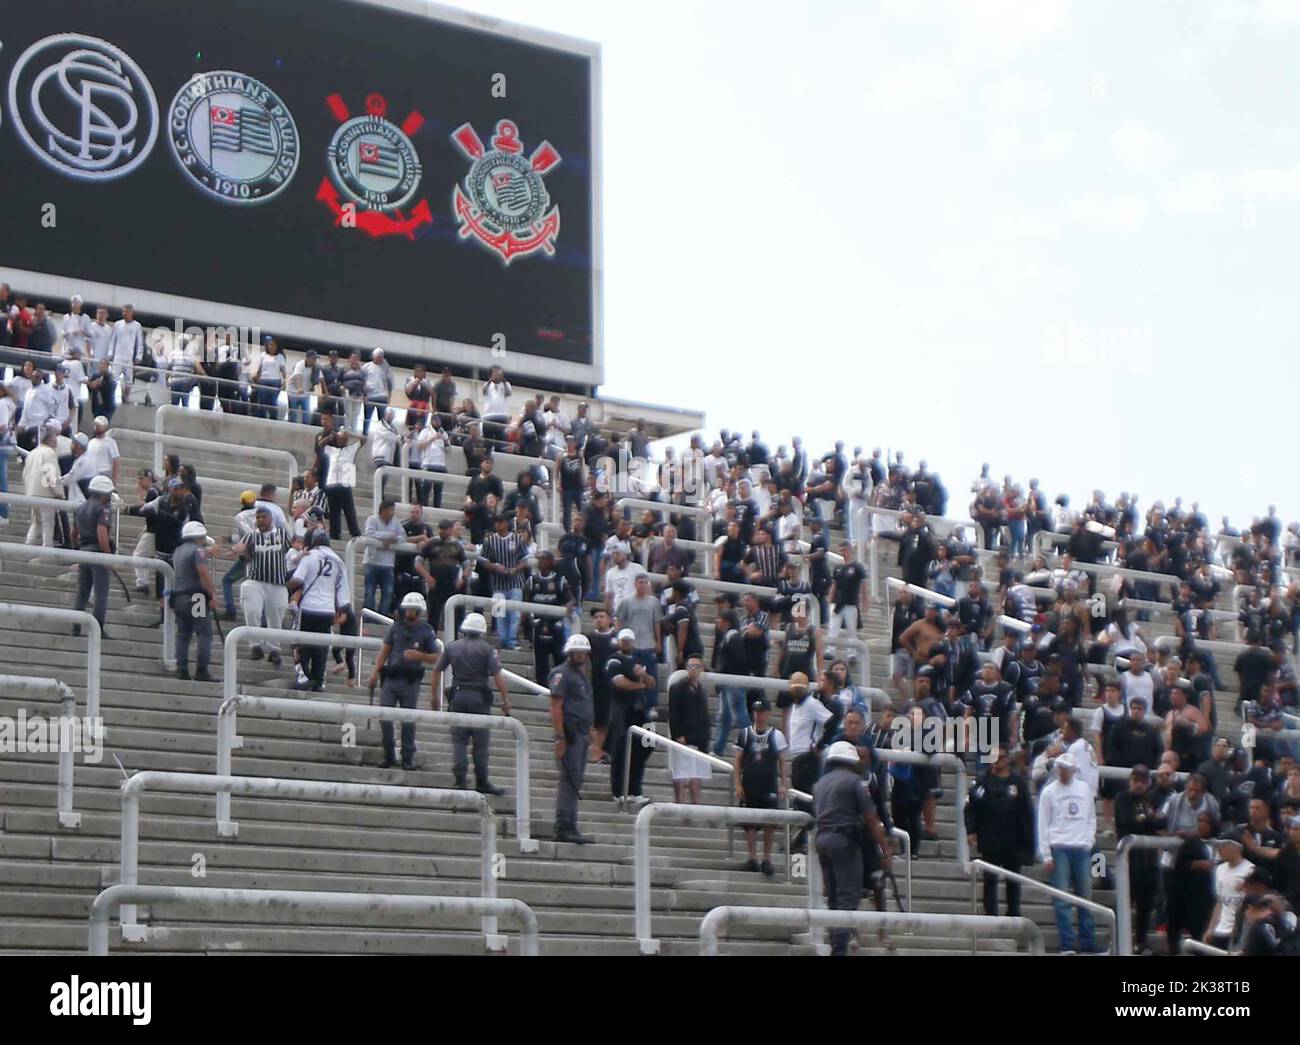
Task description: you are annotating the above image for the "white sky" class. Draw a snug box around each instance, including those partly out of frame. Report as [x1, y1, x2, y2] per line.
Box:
[459, 0, 1300, 530]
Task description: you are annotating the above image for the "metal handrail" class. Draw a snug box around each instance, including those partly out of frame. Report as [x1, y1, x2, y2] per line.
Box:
[89, 884, 539, 956]
[968, 857, 1116, 954]
[1114, 834, 1184, 955]
[374, 464, 552, 523]
[1182, 939, 1229, 956]
[0, 542, 174, 671]
[0, 674, 82, 827]
[699, 905, 1044, 956]
[0, 600, 102, 718]
[622, 724, 734, 810]
[219, 693, 538, 853]
[116, 770, 501, 939]
[126, 421, 298, 490]
[634, 802, 819, 954]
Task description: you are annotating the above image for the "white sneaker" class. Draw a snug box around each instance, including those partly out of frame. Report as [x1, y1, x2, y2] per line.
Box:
[0, 517, 10, 526]
[295, 665, 308, 686]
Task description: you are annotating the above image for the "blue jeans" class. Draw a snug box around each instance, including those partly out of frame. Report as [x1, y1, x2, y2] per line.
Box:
[363, 397, 388, 434]
[562, 489, 584, 529]
[0, 446, 8, 520]
[633, 648, 659, 709]
[587, 549, 602, 600]
[1049, 845, 1096, 952]
[287, 394, 311, 425]
[364, 563, 395, 616]
[254, 379, 282, 420]
[1008, 519, 1026, 559]
[495, 585, 522, 646]
[712, 685, 751, 755]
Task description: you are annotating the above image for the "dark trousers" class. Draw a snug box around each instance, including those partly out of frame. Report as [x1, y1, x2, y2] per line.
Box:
[175, 592, 213, 672]
[89, 381, 116, 422]
[608, 698, 649, 798]
[1131, 863, 1157, 949]
[980, 844, 1022, 917]
[326, 485, 360, 539]
[380, 677, 420, 762]
[556, 722, 590, 831]
[817, 829, 864, 956]
[330, 606, 359, 678]
[299, 611, 335, 685]
[424, 465, 446, 509]
[74, 562, 109, 628]
[791, 751, 821, 847]
[562, 488, 583, 529]
[428, 577, 458, 640]
[532, 626, 565, 686]
[450, 688, 492, 786]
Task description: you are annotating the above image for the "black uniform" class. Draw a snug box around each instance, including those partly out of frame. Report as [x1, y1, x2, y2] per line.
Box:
[525, 571, 572, 682]
[1114, 787, 1165, 950]
[419, 536, 465, 636]
[588, 627, 617, 730]
[964, 769, 1034, 916]
[607, 650, 651, 799]
[813, 764, 878, 956]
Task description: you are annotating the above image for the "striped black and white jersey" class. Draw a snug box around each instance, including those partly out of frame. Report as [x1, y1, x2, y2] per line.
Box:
[245, 525, 292, 585]
[479, 531, 527, 594]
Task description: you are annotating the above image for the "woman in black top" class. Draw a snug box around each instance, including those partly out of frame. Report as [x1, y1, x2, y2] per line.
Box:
[716, 521, 747, 585]
[778, 608, 820, 681]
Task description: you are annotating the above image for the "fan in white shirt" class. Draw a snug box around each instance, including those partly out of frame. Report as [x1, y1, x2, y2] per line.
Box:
[84, 418, 121, 482]
[60, 299, 92, 358]
[87, 309, 114, 363]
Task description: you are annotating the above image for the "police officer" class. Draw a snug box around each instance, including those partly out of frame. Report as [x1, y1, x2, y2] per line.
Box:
[173, 520, 217, 682]
[525, 550, 573, 682]
[428, 612, 511, 795]
[72, 474, 115, 639]
[367, 592, 442, 770]
[549, 633, 596, 844]
[964, 745, 1035, 916]
[813, 740, 892, 956]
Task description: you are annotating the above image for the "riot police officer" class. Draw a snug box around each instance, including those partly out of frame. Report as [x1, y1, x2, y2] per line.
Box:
[428, 611, 511, 794]
[813, 740, 892, 956]
[72, 474, 116, 638]
[964, 746, 1035, 916]
[549, 633, 596, 844]
[367, 592, 442, 770]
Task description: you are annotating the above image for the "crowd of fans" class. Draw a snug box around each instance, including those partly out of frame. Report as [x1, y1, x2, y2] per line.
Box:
[4, 287, 1299, 955]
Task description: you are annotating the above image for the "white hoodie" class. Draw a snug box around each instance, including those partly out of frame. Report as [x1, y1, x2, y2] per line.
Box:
[1036, 775, 1096, 861]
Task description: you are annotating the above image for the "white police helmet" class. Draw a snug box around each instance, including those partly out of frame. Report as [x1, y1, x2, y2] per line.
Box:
[564, 634, 591, 655]
[399, 592, 426, 615]
[461, 612, 488, 635]
[181, 521, 209, 542]
[825, 741, 862, 767]
[88, 475, 115, 495]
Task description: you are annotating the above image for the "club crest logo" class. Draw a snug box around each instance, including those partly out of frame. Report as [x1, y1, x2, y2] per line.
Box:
[317, 91, 432, 239]
[451, 119, 560, 263]
[6, 32, 158, 181]
[168, 70, 299, 205]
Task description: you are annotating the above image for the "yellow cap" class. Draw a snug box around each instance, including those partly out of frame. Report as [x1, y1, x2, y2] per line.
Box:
[240, 490, 256, 507]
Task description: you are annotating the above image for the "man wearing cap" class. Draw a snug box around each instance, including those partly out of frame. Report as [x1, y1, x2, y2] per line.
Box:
[814, 740, 892, 956]
[367, 593, 442, 770]
[734, 696, 789, 874]
[616, 573, 663, 715]
[549, 633, 596, 843]
[1036, 752, 1098, 952]
[607, 627, 656, 806]
[172, 521, 217, 681]
[360, 348, 392, 435]
[71, 475, 116, 639]
[1115, 765, 1165, 953]
[415, 519, 466, 634]
[428, 612, 511, 794]
[602, 540, 644, 614]
[79, 416, 120, 487]
[23, 422, 63, 547]
[222, 490, 258, 618]
[1206, 831, 1254, 950]
[233, 503, 293, 666]
[61, 295, 91, 361]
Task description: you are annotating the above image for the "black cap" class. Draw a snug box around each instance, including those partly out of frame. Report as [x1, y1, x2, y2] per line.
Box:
[915, 665, 935, 680]
[1051, 697, 1070, 713]
[750, 697, 771, 713]
[437, 518, 454, 529]
[1242, 894, 1271, 909]
[1245, 866, 1275, 888]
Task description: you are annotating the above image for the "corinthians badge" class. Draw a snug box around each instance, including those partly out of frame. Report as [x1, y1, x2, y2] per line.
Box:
[317, 91, 432, 240]
[168, 70, 299, 204]
[451, 119, 560, 263]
